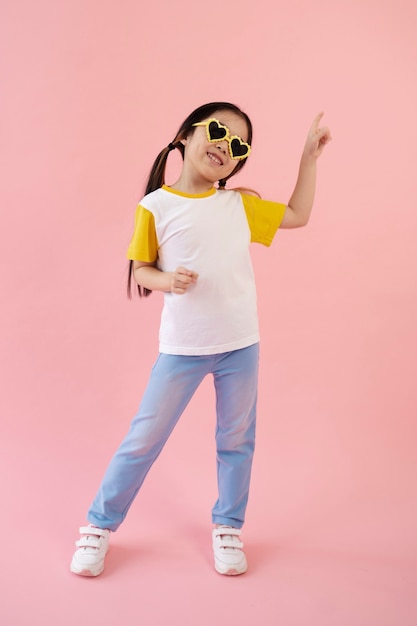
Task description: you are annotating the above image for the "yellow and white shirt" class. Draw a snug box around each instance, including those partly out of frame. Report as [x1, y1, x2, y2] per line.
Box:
[127, 185, 286, 355]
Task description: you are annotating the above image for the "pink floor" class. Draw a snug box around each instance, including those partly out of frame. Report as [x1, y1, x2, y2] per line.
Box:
[2, 374, 416, 626]
[5, 521, 415, 626]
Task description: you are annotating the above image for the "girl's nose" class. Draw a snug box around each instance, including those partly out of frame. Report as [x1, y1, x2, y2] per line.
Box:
[216, 142, 227, 155]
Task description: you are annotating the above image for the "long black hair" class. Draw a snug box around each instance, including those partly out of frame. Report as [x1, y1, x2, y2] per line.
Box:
[128, 102, 253, 298]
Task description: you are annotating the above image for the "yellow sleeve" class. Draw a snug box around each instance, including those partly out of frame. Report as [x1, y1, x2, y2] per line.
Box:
[241, 193, 287, 246]
[126, 205, 158, 262]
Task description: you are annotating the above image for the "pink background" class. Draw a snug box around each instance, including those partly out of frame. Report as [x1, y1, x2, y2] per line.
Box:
[1, 0, 416, 624]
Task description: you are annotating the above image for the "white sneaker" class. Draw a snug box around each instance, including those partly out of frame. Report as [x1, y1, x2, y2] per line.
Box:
[212, 526, 247, 575]
[70, 525, 110, 577]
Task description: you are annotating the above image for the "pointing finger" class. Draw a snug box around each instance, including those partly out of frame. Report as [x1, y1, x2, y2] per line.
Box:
[311, 112, 324, 132]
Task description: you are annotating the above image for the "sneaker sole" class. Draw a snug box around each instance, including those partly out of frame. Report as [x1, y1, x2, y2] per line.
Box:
[214, 560, 247, 576]
[71, 568, 102, 577]
[70, 566, 104, 577]
[70, 559, 105, 577]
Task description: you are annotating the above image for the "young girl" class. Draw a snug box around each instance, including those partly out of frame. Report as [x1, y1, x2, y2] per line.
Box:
[70, 102, 331, 577]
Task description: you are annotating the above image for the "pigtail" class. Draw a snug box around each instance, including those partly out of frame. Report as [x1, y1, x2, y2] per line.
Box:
[127, 261, 151, 298]
[127, 141, 183, 298]
[218, 181, 261, 198]
[144, 142, 183, 195]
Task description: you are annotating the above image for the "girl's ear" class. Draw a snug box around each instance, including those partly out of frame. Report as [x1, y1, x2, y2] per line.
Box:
[180, 138, 187, 146]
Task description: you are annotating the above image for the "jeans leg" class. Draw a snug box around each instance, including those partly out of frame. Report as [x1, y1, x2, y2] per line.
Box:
[211, 343, 259, 529]
[88, 353, 209, 531]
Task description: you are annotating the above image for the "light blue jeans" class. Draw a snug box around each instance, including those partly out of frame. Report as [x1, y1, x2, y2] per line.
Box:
[88, 343, 259, 531]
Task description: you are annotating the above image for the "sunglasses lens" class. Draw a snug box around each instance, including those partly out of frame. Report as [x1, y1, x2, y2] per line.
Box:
[230, 138, 249, 159]
[208, 121, 227, 141]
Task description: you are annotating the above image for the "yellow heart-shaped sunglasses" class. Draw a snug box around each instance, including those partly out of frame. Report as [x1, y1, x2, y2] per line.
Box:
[192, 118, 251, 161]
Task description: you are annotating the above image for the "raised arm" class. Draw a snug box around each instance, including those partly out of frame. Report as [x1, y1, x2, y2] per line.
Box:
[280, 113, 332, 229]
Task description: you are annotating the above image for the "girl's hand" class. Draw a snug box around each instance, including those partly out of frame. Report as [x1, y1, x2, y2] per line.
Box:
[303, 112, 332, 160]
[171, 267, 199, 294]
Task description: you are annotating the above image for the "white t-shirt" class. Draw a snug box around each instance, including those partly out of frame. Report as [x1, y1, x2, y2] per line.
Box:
[127, 185, 286, 355]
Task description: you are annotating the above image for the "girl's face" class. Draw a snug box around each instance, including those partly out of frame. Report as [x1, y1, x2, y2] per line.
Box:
[182, 110, 250, 185]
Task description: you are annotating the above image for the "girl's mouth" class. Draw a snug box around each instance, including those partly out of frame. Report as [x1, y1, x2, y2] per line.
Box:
[207, 152, 223, 166]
